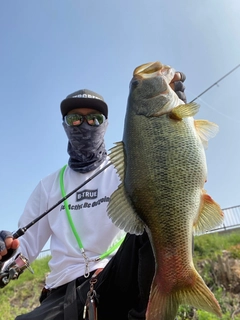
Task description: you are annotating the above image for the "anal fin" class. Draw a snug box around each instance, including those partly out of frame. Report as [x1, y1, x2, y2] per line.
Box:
[193, 191, 224, 235]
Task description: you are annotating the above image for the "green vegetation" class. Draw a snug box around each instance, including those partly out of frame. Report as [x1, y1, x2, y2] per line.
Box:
[194, 231, 240, 260]
[178, 231, 240, 319]
[1, 231, 240, 319]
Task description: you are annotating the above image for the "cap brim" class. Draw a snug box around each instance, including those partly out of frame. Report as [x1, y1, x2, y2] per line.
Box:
[60, 98, 108, 118]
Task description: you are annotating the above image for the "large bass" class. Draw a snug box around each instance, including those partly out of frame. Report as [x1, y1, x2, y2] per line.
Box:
[108, 61, 223, 319]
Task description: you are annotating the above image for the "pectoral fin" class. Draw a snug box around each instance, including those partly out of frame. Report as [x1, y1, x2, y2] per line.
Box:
[169, 102, 200, 120]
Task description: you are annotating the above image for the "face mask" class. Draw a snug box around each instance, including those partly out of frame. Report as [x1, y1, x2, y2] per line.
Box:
[62, 120, 108, 173]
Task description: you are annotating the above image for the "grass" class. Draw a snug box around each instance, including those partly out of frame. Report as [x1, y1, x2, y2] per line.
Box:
[194, 231, 240, 261]
[180, 230, 240, 319]
[1, 231, 240, 319]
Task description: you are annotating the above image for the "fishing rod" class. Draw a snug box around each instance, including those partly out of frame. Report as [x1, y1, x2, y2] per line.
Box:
[2, 64, 239, 287]
[8, 63, 240, 240]
[190, 63, 240, 103]
[11, 63, 240, 239]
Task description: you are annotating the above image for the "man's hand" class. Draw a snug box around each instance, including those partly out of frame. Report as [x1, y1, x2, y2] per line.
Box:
[0, 231, 19, 262]
[170, 71, 187, 103]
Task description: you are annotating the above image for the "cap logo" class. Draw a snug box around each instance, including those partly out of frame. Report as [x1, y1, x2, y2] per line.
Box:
[72, 93, 102, 100]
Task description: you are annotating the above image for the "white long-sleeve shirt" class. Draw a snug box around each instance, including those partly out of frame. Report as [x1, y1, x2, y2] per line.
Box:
[18, 159, 125, 288]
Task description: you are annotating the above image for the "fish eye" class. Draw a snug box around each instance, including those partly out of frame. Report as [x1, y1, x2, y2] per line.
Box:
[129, 79, 139, 89]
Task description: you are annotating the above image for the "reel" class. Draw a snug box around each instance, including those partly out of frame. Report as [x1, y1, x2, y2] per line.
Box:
[0, 253, 33, 288]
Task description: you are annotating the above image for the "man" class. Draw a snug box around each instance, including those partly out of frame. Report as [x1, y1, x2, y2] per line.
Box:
[0, 72, 186, 319]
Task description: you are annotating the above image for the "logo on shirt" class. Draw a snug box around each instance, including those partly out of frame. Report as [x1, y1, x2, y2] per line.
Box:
[76, 189, 98, 201]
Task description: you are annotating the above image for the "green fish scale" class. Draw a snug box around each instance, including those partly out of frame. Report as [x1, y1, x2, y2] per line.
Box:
[123, 110, 206, 281]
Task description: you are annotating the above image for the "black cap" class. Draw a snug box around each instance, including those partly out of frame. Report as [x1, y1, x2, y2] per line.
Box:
[60, 89, 108, 118]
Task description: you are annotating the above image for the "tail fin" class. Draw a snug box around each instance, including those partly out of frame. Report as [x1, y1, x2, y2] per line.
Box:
[146, 271, 222, 320]
[146, 284, 179, 320]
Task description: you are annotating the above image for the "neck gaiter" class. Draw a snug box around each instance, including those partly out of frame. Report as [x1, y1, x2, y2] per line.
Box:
[62, 120, 108, 173]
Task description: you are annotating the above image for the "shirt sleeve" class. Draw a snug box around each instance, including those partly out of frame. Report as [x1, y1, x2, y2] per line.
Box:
[17, 180, 52, 263]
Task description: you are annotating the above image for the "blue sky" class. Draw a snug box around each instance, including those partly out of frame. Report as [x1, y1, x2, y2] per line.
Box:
[1, 1, 240, 237]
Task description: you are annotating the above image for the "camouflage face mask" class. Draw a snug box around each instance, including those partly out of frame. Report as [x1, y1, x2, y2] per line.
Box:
[62, 120, 108, 173]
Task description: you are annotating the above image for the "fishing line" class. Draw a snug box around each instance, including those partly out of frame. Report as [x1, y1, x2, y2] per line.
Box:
[190, 63, 240, 103]
[192, 96, 240, 124]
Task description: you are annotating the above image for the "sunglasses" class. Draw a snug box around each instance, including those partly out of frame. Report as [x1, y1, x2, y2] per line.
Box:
[64, 113, 106, 127]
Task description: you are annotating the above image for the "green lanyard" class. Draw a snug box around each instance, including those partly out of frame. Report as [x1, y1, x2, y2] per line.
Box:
[59, 165, 125, 276]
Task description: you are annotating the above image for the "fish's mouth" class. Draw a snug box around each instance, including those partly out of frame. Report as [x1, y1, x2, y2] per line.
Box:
[133, 61, 171, 79]
[131, 61, 178, 117]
